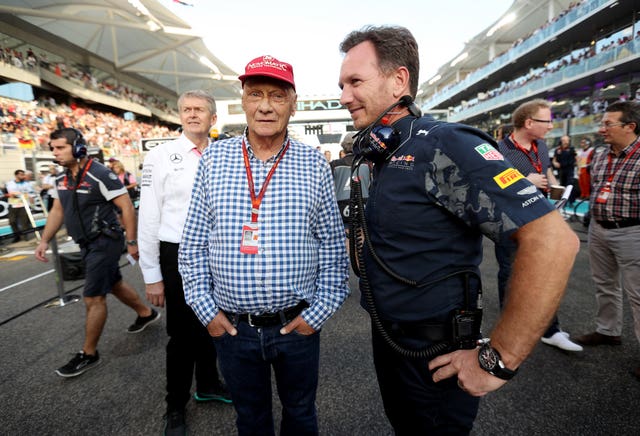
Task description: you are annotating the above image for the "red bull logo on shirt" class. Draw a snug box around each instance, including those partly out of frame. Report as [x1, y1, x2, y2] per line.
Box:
[389, 155, 415, 170]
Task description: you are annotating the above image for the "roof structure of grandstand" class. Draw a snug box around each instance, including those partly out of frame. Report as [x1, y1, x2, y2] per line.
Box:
[0, 0, 241, 111]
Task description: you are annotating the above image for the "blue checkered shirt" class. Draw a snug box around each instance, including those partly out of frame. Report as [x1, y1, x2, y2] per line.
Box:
[178, 134, 350, 330]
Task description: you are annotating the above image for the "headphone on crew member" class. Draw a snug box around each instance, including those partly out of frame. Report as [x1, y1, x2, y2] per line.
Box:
[69, 128, 87, 158]
[50, 128, 87, 158]
[352, 95, 422, 164]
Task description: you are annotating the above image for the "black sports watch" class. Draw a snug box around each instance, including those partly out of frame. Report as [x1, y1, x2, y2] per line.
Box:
[126, 239, 138, 246]
[477, 341, 518, 380]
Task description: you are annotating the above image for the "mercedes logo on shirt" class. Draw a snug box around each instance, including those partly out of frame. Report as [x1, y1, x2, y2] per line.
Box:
[170, 153, 183, 164]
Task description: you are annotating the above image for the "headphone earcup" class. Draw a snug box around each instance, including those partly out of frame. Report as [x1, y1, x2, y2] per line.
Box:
[354, 125, 401, 163]
[71, 129, 87, 158]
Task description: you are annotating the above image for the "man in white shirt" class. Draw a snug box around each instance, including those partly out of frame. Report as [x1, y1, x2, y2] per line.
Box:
[137, 90, 230, 436]
[6, 169, 35, 242]
[41, 164, 59, 211]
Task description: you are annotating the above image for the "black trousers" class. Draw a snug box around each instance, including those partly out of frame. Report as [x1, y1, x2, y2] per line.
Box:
[160, 241, 220, 412]
[8, 206, 30, 240]
[371, 320, 480, 435]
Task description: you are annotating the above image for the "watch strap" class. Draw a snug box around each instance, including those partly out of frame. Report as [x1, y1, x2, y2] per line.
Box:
[479, 342, 518, 380]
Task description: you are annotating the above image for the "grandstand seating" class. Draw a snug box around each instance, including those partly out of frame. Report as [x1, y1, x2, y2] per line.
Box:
[419, 0, 640, 145]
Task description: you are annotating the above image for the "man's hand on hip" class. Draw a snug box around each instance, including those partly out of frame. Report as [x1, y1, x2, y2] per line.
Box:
[428, 348, 507, 397]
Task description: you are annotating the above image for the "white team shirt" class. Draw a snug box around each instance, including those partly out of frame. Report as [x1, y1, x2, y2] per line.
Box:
[137, 134, 207, 284]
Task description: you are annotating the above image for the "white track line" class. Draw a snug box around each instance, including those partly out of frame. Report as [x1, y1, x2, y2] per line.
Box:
[0, 269, 54, 293]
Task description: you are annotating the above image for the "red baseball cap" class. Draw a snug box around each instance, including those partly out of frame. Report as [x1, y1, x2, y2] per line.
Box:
[238, 55, 296, 91]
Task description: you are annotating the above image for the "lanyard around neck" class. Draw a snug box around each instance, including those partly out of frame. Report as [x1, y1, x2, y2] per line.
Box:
[510, 134, 542, 174]
[242, 139, 290, 223]
[63, 158, 93, 190]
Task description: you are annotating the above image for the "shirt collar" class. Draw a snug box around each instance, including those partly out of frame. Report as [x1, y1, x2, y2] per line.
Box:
[179, 132, 210, 155]
[610, 135, 640, 157]
[243, 131, 289, 162]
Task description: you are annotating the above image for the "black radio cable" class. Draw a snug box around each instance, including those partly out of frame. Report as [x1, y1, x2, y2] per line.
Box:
[348, 159, 450, 359]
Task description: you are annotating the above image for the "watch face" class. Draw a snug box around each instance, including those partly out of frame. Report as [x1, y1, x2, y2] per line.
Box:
[479, 344, 498, 371]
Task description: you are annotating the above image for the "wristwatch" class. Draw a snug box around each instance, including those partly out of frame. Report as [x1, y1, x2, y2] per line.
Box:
[477, 341, 518, 380]
[126, 239, 137, 246]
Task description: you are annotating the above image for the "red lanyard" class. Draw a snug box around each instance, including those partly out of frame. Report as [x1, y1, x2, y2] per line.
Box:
[605, 139, 640, 183]
[63, 159, 93, 190]
[510, 134, 542, 174]
[242, 139, 290, 223]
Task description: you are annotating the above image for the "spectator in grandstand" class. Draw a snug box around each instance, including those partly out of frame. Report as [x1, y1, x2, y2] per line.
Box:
[0, 94, 179, 168]
[495, 99, 582, 352]
[576, 138, 594, 199]
[330, 132, 371, 238]
[138, 90, 231, 436]
[324, 150, 332, 161]
[10, 51, 23, 69]
[34, 128, 160, 378]
[338, 26, 578, 434]
[575, 101, 640, 381]
[552, 135, 577, 187]
[179, 54, 349, 436]
[6, 169, 35, 242]
[111, 160, 138, 202]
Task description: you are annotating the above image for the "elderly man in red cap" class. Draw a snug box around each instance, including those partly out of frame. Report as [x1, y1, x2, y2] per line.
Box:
[178, 55, 349, 435]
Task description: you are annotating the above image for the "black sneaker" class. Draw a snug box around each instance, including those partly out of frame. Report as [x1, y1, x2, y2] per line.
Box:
[127, 308, 161, 333]
[194, 382, 232, 404]
[55, 351, 101, 377]
[163, 409, 187, 436]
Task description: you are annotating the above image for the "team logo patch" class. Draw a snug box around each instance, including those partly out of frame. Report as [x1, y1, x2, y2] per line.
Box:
[389, 155, 415, 170]
[170, 153, 183, 164]
[522, 193, 544, 208]
[108, 173, 118, 180]
[494, 168, 524, 189]
[517, 185, 538, 195]
[475, 143, 503, 161]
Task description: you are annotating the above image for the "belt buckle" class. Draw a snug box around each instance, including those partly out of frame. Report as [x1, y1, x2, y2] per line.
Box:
[247, 313, 256, 327]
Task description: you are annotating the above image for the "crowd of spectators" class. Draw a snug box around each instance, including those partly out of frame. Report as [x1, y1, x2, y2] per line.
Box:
[430, 1, 589, 100]
[429, 0, 639, 119]
[451, 27, 640, 117]
[0, 46, 38, 71]
[0, 95, 179, 158]
[0, 41, 177, 116]
[509, 1, 585, 50]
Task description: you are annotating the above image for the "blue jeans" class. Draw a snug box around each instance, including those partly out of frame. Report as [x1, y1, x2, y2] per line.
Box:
[494, 240, 560, 337]
[213, 321, 320, 436]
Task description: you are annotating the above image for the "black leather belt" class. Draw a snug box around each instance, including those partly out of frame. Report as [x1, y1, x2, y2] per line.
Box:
[382, 319, 449, 342]
[225, 300, 309, 327]
[596, 219, 640, 229]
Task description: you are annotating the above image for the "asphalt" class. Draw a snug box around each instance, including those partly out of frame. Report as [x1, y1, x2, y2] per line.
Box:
[0, 218, 638, 436]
